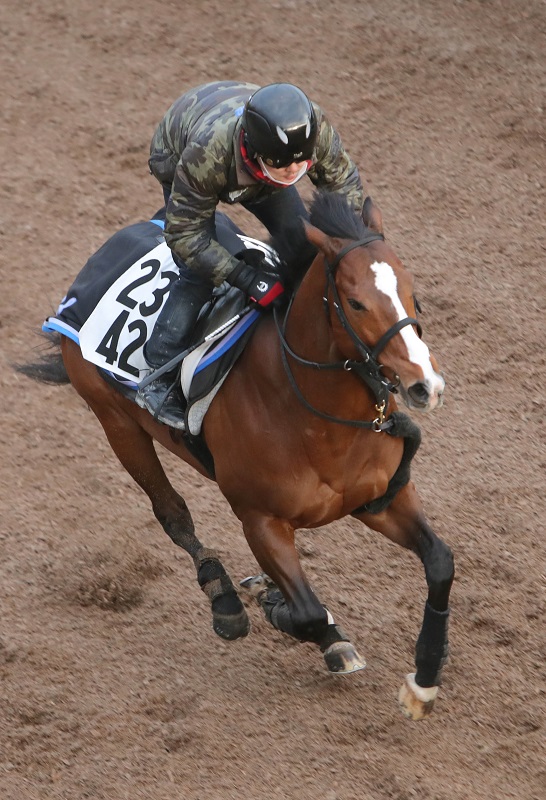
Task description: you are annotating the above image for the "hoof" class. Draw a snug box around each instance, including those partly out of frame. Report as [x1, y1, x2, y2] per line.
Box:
[211, 588, 251, 641]
[398, 673, 438, 720]
[323, 641, 366, 674]
[212, 608, 251, 641]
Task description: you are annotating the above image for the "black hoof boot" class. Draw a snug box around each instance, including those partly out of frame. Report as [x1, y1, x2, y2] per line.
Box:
[136, 378, 186, 429]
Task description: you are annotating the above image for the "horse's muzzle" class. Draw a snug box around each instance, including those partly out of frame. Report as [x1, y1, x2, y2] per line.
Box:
[404, 376, 445, 412]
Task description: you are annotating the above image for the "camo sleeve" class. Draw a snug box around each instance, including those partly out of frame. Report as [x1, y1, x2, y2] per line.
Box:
[308, 109, 364, 212]
[164, 141, 241, 286]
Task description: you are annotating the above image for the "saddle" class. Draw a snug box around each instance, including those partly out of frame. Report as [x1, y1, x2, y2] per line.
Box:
[176, 286, 261, 435]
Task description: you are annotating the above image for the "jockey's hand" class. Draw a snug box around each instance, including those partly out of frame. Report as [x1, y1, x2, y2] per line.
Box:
[227, 258, 285, 310]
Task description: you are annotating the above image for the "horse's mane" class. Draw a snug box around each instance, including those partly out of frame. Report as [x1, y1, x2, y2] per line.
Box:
[309, 191, 370, 240]
[270, 192, 370, 290]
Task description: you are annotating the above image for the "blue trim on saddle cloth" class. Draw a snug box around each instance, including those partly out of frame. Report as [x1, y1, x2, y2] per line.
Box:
[150, 218, 165, 229]
[195, 308, 260, 374]
[42, 318, 80, 345]
[41, 318, 141, 390]
[42, 299, 261, 389]
[103, 370, 139, 389]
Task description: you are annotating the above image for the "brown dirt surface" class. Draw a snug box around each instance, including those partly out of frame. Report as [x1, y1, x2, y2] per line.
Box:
[1, 1, 545, 798]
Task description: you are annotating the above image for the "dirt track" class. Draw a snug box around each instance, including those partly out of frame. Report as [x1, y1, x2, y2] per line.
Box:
[1, 1, 545, 798]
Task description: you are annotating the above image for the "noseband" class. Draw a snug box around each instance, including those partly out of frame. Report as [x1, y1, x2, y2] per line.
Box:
[275, 233, 421, 431]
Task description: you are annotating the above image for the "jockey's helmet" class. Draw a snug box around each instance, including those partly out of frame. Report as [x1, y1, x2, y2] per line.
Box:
[242, 83, 318, 168]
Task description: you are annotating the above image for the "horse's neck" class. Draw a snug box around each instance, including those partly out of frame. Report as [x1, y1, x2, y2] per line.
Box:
[286, 256, 335, 359]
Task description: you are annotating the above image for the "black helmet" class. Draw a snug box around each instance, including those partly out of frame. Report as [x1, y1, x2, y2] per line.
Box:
[242, 83, 318, 168]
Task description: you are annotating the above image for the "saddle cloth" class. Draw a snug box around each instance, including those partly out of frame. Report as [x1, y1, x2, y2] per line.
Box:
[43, 214, 280, 434]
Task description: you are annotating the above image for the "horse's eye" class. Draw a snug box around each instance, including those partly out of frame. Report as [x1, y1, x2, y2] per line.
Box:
[347, 298, 366, 311]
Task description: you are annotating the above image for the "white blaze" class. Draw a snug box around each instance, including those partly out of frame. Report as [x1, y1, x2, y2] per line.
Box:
[370, 262, 439, 387]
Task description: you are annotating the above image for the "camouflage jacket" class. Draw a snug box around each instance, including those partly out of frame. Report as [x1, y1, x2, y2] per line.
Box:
[149, 81, 364, 285]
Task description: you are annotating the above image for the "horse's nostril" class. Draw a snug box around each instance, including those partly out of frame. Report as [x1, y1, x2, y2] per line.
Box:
[407, 382, 429, 405]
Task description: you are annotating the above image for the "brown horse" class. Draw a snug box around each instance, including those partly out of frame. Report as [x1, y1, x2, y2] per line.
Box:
[20, 194, 454, 720]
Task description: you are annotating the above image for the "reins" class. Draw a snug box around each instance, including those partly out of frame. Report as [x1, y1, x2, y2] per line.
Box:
[275, 233, 420, 432]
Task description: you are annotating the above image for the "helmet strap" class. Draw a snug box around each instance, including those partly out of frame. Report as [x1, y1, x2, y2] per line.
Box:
[239, 130, 280, 186]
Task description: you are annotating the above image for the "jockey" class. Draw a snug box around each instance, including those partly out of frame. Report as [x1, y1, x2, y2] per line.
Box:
[136, 80, 364, 427]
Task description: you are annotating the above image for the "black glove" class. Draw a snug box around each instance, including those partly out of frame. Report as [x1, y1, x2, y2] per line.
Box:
[227, 256, 285, 310]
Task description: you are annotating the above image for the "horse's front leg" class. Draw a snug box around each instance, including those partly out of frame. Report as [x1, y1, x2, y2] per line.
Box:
[240, 513, 366, 674]
[354, 481, 454, 720]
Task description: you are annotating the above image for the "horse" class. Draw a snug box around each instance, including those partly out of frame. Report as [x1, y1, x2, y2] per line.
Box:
[18, 193, 454, 720]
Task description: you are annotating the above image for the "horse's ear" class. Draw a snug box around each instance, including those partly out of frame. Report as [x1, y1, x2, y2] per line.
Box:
[302, 219, 339, 261]
[362, 196, 383, 234]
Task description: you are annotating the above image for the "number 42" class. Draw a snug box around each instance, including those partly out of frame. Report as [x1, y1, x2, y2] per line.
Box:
[96, 258, 177, 377]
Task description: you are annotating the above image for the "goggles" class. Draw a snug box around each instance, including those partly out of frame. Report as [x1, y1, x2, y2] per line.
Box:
[260, 154, 306, 169]
[257, 157, 312, 186]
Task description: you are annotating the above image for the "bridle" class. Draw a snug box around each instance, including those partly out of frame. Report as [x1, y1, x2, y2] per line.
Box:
[274, 233, 421, 432]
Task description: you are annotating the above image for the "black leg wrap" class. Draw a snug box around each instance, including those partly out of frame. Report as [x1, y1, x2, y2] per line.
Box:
[197, 557, 226, 587]
[195, 551, 243, 617]
[260, 588, 332, 644]
[415, 602, 450, 688]
[318, 623, 352, 653]
[260, 588, 300, 639]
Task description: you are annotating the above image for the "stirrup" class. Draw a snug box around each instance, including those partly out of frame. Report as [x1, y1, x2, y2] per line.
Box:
[136, 380, 186, 430]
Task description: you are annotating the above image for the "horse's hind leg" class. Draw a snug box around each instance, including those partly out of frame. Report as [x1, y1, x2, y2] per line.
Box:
[354, 481, 454, 720]
[102, 408, 249, 639]
[63, 344, 249, 641]
[240, 514, 365, 673]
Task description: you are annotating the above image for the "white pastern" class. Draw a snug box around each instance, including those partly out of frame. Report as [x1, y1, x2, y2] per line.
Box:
[370, 262, 444, 398]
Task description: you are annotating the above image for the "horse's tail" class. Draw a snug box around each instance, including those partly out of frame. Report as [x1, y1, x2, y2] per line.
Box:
[14, 330, 70, 385]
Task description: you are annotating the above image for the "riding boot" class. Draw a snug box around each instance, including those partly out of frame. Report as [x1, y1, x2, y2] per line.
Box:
[137, 369, 187, 428]
[136, 276, 213, 428]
